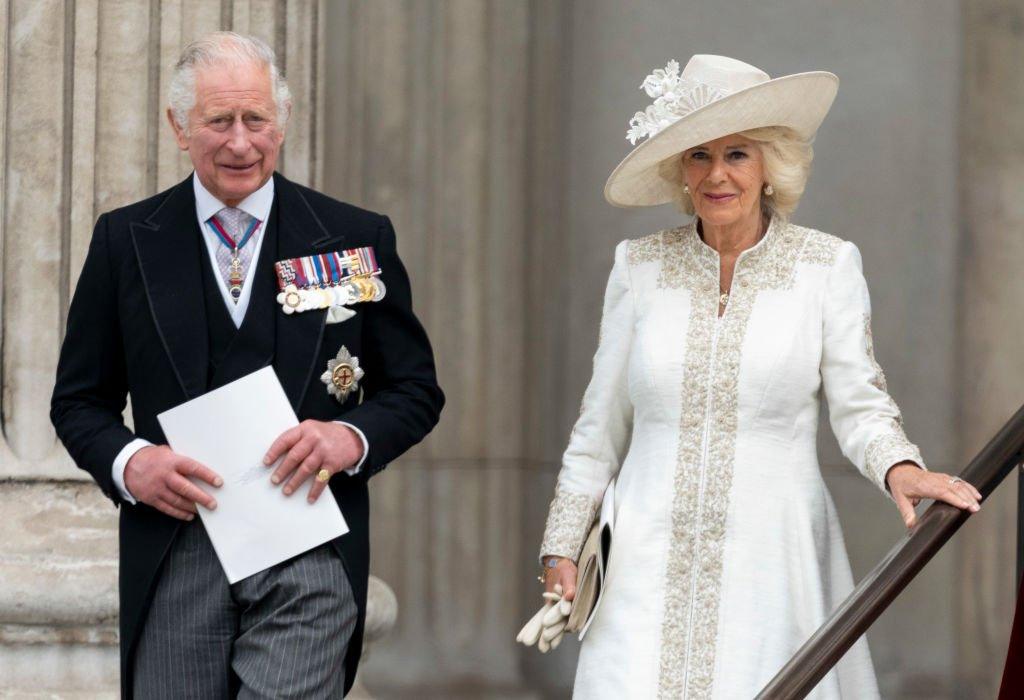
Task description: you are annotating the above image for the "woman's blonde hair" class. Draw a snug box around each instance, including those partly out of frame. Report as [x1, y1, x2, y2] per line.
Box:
[673, 126, 813, 219]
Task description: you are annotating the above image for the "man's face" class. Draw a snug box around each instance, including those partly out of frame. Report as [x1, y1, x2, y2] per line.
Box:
[168, 61, 285, 206]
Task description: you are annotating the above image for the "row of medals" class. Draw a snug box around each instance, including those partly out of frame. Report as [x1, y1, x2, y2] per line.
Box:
[279, 275, 386, 314]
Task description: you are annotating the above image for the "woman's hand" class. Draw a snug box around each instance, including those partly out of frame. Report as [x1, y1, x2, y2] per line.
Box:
[543, 556, 578, 601]
[885, 462, 982, 528]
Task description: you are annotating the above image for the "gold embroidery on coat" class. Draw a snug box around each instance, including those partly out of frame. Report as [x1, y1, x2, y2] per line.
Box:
[627, 231, 664, 266]
[539, 489, 600, 561]
[650, 219, 842, 698]
[862, 313, 925, 488]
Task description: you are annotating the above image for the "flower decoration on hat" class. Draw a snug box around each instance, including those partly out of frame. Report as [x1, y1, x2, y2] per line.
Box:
[626, 59, 729, 145]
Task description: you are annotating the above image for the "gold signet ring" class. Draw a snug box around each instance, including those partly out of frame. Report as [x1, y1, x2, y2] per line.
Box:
[316, 468, 331, 483]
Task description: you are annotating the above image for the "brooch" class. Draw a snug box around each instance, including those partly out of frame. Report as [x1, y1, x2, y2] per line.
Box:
[321, 345, 364, 402]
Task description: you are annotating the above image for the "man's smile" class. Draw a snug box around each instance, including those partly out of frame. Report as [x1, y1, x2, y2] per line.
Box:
[219, 161, 259, 172]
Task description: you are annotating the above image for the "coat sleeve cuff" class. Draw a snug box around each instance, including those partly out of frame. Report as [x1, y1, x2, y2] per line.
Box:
[865, 431, 926, 495]
[111, 438, 153, 504]
[334, 421, 369, 475]
[539, 489, 600, 564]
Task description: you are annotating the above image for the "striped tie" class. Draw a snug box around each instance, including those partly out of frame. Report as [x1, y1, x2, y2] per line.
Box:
[210, 207, 261, 303]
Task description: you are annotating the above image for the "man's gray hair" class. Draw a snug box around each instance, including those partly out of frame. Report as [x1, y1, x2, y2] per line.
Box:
[168, 31, 292, 131]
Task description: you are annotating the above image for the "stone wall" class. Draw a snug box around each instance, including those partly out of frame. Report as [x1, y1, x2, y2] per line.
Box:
[957, 1, 1024, 696]
[319, 1, 573, 694]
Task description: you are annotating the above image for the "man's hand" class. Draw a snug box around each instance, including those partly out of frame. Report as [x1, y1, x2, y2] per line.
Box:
[124, 445, 223, 520]
[263, 421, 364, 503]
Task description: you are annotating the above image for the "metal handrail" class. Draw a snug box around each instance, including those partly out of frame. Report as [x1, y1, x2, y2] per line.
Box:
[756, 402, 1024, 699]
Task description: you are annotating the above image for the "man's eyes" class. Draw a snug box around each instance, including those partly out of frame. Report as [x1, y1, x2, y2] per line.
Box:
[206, 114, 269, 128]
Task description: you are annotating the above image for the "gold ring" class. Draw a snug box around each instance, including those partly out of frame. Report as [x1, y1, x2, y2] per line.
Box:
[316, 468, 331, 483]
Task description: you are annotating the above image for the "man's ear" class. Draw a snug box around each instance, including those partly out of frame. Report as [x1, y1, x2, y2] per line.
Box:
[276, 102, 293, 145]
[167, 108, 189, 151]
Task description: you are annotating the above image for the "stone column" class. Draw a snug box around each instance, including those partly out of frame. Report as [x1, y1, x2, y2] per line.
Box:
[957, 1, 1024, 696]
[320, 0, 572, 693]
[0, 1, 330, 694]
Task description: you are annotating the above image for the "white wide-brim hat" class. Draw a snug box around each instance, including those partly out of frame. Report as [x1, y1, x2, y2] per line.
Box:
[604, 54, 838, 208]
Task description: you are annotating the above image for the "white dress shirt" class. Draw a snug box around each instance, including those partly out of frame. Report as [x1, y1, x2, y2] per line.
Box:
[111, 174, 367, 503]
[194, 171, 275, 327]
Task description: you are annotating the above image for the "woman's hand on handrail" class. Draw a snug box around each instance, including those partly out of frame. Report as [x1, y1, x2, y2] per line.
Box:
[543, 556, 579, 602]
[885, 461, 983, 528]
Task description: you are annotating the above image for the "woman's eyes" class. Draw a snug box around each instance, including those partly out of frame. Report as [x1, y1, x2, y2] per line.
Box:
[688, 150, 748, 161]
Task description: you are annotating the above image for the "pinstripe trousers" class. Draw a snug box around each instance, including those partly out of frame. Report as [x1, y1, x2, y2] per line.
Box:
[132, 520, 357, 699]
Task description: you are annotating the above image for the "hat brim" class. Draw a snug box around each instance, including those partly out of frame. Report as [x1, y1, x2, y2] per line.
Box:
[604, 71, 838, 208]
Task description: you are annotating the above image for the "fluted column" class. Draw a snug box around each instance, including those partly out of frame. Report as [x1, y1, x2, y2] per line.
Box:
[321, 0, 571, 693]
[0, 1, 325, 694]
[957, 1, 1024, 695]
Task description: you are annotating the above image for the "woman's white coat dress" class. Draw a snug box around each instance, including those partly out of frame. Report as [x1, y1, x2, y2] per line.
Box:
[540, 217, 923, 699]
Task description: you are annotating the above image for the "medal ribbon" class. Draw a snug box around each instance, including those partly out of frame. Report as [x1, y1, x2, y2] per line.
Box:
[207, 215, 262, 252]
[274, 247, 382, 291]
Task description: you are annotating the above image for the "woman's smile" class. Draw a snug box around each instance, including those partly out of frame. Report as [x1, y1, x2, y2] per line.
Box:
[703, 192, 736, 203]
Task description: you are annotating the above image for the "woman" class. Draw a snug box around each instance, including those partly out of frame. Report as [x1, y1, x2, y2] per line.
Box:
[536, 55, 981, 698]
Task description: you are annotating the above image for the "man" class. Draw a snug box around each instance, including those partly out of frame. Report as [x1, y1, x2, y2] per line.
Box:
[50, 31, 443, 697]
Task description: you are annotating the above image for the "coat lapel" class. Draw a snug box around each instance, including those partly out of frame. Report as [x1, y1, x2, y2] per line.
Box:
[129, 176, 208, 400]
[272, 173, 344, 411]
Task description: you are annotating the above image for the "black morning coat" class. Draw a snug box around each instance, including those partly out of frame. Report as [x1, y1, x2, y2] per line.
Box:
[49, 172, 445, 697]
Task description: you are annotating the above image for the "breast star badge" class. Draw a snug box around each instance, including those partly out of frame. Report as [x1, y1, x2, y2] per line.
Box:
[321, 345, 364, 402]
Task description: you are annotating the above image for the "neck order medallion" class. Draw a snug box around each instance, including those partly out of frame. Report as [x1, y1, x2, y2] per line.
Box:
[207, 214, 262, 302]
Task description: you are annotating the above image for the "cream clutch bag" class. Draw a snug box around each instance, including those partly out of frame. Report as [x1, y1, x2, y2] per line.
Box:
[565, 521, 601, 633]
[567, 478, 615, 638]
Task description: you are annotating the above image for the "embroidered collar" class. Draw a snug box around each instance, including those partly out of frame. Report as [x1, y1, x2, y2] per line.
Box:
[681, 215, 785, 281]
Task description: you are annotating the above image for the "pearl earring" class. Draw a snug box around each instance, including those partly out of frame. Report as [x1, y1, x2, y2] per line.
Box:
[763, 183, 774, 196]
[683, 184, 691, 195]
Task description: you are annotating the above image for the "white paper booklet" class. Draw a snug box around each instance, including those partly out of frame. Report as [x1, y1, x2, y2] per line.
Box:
[157, 366, 349, 583]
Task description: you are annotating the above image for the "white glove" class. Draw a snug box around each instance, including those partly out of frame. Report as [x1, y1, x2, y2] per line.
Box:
[516, 584, 571, 652]
[515, 600, 551, 646]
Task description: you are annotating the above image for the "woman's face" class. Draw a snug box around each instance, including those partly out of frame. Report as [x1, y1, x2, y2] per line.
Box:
[682, 134, 765, 228]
